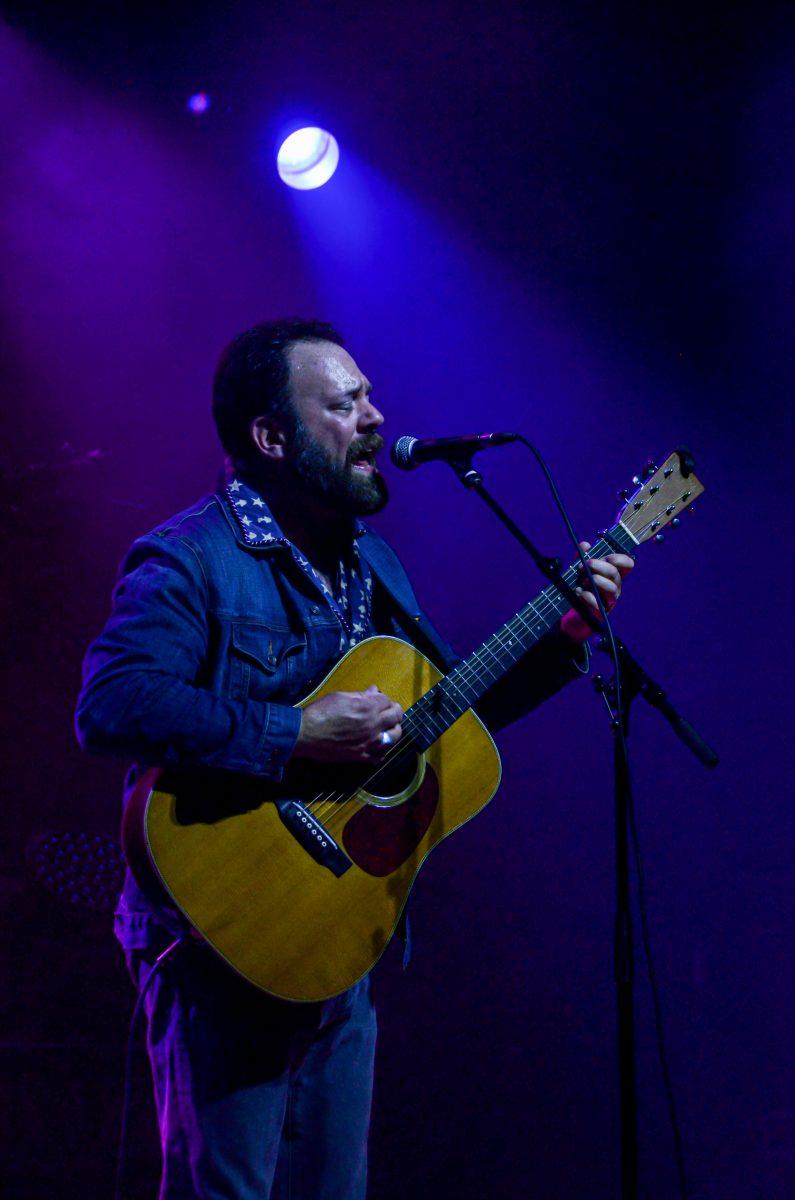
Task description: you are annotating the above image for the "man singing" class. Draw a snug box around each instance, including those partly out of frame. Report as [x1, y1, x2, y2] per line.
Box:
[76, 319, 632, 1199]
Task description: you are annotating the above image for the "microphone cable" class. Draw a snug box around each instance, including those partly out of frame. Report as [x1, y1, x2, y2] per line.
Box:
[515, 435, 688, 1200]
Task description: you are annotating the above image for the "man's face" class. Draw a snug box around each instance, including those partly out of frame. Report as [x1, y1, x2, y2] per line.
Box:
[282, 340, 388, 516]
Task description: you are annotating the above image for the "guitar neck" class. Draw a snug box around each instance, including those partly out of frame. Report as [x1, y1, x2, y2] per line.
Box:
[405, 523, 636, 749]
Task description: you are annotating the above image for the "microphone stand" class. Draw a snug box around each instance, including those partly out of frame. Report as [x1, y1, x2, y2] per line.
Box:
[444, 456, 599, 630]
[444, 453, 717, 1200]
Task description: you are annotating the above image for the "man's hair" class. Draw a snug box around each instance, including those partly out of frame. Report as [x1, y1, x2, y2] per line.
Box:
[212, 318, 345, 464]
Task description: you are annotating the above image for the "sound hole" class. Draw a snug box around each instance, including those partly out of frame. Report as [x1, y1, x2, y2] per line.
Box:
[303, 748, 424, 809]
[364, 747, 423, 805]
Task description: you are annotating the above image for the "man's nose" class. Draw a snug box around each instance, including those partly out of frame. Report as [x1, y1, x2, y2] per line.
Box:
[357, 398, 384, 430]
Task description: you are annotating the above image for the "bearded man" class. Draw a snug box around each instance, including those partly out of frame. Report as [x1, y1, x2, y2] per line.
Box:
[76, 318, 632, 1200]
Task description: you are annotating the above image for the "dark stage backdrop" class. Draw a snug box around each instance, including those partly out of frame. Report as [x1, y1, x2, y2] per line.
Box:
[1, 2, 793, 1196]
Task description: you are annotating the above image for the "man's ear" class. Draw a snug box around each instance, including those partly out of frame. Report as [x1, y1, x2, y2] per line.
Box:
[250, 415, 288, 461]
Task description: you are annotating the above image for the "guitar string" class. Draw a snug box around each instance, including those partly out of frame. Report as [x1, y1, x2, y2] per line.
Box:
[307, 535, 625, 826]
[305, 620, 518, 826]
[307, 607, 553, 831]
[317, 515, 655, 824]
[306, 560, 586, 823]
[305, 538, 621, 826]
[307, 604, 545, 830]
[309, 513, 657, 816]
[307, 534, 629, 826]
[308, 510, 677, 826]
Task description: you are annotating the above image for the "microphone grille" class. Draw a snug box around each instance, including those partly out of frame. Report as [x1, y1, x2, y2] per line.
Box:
[390, 436, 418, 470]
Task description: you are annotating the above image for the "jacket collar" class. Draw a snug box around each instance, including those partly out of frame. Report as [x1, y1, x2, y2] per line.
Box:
[219, 475, 420, 610]
[219, 477, 366, 551]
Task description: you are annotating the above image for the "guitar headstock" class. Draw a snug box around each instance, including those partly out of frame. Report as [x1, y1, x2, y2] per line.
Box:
[617, 448, 704, 544]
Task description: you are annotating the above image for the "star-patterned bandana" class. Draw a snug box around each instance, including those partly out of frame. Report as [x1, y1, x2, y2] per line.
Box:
[225, 477, 374, 651]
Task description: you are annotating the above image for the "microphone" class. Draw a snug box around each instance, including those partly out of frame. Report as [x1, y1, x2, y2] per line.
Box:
[390, 431, 519, 470]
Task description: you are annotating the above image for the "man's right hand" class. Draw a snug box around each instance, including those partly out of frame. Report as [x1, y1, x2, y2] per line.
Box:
[293, 685, 404, 763]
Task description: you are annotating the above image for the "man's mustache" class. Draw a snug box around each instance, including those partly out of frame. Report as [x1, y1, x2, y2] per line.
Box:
[348, 435, 384, 461]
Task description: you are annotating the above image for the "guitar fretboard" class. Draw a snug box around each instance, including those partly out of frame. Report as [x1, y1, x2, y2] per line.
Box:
[405, 524, 635, 749]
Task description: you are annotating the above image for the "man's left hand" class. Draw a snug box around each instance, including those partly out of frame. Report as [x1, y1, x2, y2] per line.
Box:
[560, 541, 635, 644]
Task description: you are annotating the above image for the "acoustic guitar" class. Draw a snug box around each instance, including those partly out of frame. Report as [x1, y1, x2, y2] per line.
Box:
[123, 450, 703, 1001]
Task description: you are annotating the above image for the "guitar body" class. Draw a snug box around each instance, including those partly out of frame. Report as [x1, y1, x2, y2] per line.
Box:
[123, 635, 502, 1002]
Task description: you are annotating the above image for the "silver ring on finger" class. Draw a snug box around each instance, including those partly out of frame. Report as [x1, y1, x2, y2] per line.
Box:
[380, 731, 393, 748]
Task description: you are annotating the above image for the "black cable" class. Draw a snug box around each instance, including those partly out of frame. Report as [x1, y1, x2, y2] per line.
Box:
[114, 936, 188, 1200]
[516, 436, 688, 1199]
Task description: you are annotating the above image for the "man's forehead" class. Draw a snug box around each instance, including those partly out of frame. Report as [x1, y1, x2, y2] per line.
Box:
[288, 340, 367, 396]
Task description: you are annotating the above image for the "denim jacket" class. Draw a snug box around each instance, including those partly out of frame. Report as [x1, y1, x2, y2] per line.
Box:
[75, 489, 588, 946]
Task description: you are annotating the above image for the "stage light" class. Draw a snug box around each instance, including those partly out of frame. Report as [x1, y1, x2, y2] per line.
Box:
[187, 92, 211, 115]
[277, 127, 339, 190]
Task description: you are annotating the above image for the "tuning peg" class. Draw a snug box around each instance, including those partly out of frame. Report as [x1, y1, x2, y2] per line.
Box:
[641, 459, 658, 480]
[617, 488, 630, 501]
[632, 475, 642, 486]
[654, 532, 665, 543]
[671, 517, 681, 528]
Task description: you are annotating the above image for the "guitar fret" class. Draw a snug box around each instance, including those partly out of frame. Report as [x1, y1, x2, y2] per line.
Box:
[405, 525, 633, 749]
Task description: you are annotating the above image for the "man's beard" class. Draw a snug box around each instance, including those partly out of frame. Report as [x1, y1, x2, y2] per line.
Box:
[286, 421, 389, 516]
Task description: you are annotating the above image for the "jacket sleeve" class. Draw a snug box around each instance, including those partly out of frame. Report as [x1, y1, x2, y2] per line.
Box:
[360, 525, 591, 735]
[400, 587, 590, 735]
[472, 627, 590, 734]
[75, 533, 302, 779]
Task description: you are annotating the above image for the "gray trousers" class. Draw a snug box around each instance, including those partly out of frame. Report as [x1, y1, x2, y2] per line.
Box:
[128, 942, 377, 1199]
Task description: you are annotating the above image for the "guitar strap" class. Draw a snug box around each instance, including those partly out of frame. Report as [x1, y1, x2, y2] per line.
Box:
[357, 530, 461, 675]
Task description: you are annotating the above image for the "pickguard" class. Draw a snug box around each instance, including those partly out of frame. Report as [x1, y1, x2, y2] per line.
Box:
[341, 766, 439, 876]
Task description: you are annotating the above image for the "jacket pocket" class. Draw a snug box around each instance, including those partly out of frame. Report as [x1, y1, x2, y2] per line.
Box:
[228, 621, 307, 701]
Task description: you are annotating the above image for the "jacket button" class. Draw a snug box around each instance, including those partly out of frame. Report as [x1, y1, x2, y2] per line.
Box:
[311, 604, 320, 615]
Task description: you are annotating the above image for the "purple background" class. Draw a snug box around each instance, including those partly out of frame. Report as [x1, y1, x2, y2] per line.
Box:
[1, 2, 793, 1196]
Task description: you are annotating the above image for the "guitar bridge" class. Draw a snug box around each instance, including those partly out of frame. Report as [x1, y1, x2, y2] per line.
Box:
[275, 800, 352, 878]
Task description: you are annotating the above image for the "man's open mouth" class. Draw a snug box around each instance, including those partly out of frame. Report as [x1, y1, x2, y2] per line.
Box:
[351, 449, 379, 474]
